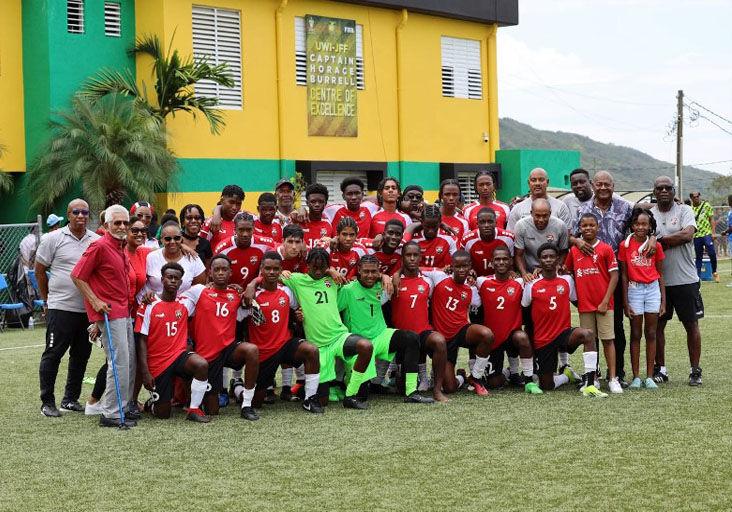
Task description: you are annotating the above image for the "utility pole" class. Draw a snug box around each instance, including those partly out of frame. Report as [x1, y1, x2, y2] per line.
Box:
[676, 90, 684, 200]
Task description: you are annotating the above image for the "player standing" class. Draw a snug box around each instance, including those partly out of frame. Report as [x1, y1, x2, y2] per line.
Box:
[200, 185, 245, 250]
[463, 171, 510, 230]
[254, 193, 283, 244]
[327, 217, 368, 280]
[438, 179, 470, 243]
[215, 213, 272, 288]
[299, 184, 334, 249]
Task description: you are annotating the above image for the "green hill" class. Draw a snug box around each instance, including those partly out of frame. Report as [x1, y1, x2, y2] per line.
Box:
[499, 117, 720, 193]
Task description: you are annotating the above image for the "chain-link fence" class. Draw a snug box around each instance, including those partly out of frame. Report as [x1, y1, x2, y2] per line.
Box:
[0, 217, 42, 275]
[0, 217, 43, 328]
[712, 206, 730, 259]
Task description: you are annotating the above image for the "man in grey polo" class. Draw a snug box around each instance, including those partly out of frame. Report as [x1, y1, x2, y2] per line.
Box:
[507, 167, 572, 231]
[36, 199, 99, 417]
[514, 198, 569, 280]
[563, 168, 593, 225]
[651, 176, 703, 386]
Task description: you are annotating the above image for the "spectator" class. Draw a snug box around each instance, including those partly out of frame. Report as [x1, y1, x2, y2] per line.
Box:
[72, 204, 138, 427]
[274, 178, 296, 225]
[514, 198, 569, 281]
[575, 170, 634, 386]
[130, 201, 159, 249]
[180, 204, 212, 266]
[651, 176, 703, 386]
[563, 168, 593, 225]
[35, 199, 100, 418]
[690, 191, 719, 282]
[507, 168, 572, 231]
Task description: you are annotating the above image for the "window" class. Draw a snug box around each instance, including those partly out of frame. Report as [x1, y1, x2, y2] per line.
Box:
[67, 0, 85, 34]
[192, 6, 243, 109]
[457, 172, 479, 204]
[441, 36, 482, 100]
[315, 171, 368, 204]
[295, 17, 364, 90]
[104, 2, 121, 37]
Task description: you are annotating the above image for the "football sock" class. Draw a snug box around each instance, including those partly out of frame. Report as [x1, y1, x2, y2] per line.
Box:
[189, 379, 208, 409]
[240, 387, 255, 408]
[304, 373, 319, 399]
[346, 370, 366, 397]
[281, 367, 293, 388]
[660, 365, 667, 375]
[471, 356, 489, 379]
[520, 357, 534, 380]
[233, 380, 244, 400]
[295, 364, 305, 380]
[559, 352, 570, 367]
[405, 373, 418, 396]
[455, 374, 465, 388]
[583, 351, 598, 384]
[553, 373, 569, 389]
[468, 358, 476, 374]
[508, 356, 520, 375]
[387, 361, 399, 379]
[373, 359, 389, 384]
[418, 363, 428, 384]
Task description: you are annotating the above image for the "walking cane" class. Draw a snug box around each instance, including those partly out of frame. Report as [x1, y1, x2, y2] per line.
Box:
[103, 312, 129, 430]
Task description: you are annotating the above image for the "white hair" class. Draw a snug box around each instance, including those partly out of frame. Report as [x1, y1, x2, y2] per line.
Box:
[104, 204, 130, 224]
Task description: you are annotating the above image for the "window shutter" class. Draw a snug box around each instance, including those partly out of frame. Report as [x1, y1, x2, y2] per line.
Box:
[296, 17, 364, 90]
[192, 6, 243, 109]
[315, 171, 368, 204]
[457, 172, 479, 204]
[104, 2, 121, 37]
[441, 36, 482, 100]
[67, 0, 84, 34]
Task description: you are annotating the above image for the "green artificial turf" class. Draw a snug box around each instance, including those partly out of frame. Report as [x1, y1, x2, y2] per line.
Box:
[1, 281, 731, 511]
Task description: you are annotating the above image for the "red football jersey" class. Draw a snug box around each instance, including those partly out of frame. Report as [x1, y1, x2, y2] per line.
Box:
[180, 284, 241, 362]
[325, 205, 373, 238]
[140, 299, 189, 378]
[429, 272, 478, 340]
[521, 275, 576, 348]
[200, 217, 235, 252]
[217, 240, 270, 287]
[413, 234, 457, 268]
[214, 234, 275, 254]
[247, 285, 298, 361]
[477, 276, 524, 348]
[565, 241, 619, 313]
[617, 236, 665, 284]
[276, 246, 308, 273]
[369, 210, 411, 238]
[328, 244, 368, 280]
[440, 214, 470, 244]
[463, 200, 510, 231]
[253, 219, 283, 244]
[299, 219, 333, 249]
[372, 248, 402, 276]
[391, 274, 434, 333]
[462, 228, 515, 276]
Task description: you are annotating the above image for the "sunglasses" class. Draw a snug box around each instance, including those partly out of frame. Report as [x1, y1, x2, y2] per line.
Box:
[129, 227, 146, 234]
[655, 185, 674, 191]
[162, 235, 183, 242]
[112, 220, 130, 227]
[71, 209, 90, 216]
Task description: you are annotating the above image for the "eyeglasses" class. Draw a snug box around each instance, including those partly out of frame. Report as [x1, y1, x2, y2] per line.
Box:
[162, 235, 183, 242]
[112, 220, 130, 227]
[129, 227, 145, 234]
[655, 185, 674, 191]
[71, 209, 90, 216]
[185, 215, 202, 221]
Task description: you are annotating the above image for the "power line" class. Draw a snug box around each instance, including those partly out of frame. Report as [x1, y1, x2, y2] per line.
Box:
[686, 98, 732, 126]
[685, 104, 732, 136]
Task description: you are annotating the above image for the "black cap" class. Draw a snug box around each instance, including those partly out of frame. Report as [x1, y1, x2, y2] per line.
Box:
[275, 178, 294, 191]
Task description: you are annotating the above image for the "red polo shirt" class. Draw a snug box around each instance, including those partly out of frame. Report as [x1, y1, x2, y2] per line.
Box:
[72, 231, 130, 322]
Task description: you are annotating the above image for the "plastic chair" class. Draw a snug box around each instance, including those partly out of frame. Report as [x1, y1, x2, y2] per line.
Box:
[0, 274, 26, 331]
[26, 270, 46, 309]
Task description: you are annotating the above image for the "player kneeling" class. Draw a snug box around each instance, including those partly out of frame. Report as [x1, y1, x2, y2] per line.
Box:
[521, 243, 607, 397]
[244, 252, 323, 413]
[138, 263, 211, 423]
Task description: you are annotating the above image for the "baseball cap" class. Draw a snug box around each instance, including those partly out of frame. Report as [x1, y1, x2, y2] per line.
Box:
[275, 178, 294, 191]
[46, 214, 62, 227]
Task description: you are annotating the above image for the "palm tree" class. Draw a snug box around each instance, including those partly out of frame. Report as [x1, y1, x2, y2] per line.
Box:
[80, 33, 234, 135]
[27, 94, 177, 213]
[0, 144, 13, 193]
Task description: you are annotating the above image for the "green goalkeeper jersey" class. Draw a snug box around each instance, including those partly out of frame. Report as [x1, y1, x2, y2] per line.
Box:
[338, 280, 388, 340]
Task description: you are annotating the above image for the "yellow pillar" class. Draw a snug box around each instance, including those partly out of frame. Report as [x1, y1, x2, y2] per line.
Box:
[486, 24, 500, 161]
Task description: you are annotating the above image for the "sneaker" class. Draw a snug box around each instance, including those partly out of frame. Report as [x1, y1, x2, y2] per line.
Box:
[608, 378, 623, 394]
[653, 365, 669, 383]
[524, 382, 543, 394]
[99, 415, 136, 428]
[713, 272, 720, 283]
[618, 377, 630, 389]
[581, 385, 608, 398]
[644, 377, 658, 390]
[629, 377, 643, 389]
[125, 408, 142, 421]
[404, 392, 435, 404]
[41, 403, 61, 417]
[301, 396, 324, 414]
[559, 365, 580, 384]
[280, 387, 301, 402]
[467, 376, 490, 396]
[84, 401, 103, 416]
[343, 396, 369, 410]
[127, 401, 142, 416]
[456, 369, 470, 389]
[59, 399, 84, 412]
[263, 387, 277, 405]
[186, 407, 211, 423]
[689, 367, 703, 386]
[291, 382, 306, 400]
[240, 406, 260, 421]
[508, 373, 524, 387]
[218, 392, 230, 408]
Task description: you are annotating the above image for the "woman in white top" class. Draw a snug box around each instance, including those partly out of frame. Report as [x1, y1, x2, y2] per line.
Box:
[145, 221, 206, 294]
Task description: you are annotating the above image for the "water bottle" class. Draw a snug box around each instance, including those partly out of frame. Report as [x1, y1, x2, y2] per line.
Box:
[28, 317, 35, 330]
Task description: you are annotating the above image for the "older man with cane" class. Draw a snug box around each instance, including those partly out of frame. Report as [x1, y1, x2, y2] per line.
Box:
[72, 205, 137, 428]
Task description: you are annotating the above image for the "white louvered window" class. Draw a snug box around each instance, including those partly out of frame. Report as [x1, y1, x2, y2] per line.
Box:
[192, 6, 243, 109]
[67, 0, 85, 34]
[104, 2, 121, 37]
[441, 36, 482, 100]
[315, 171, 368, 205]
[295, 17, 364, 90]
[457, 172, 479, 204]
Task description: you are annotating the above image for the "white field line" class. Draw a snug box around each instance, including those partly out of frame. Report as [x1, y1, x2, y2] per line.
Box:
[0, 343, 44, 352]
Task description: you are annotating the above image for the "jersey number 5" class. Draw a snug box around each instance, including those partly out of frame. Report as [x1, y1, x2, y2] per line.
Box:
[549, 296, 557, 310]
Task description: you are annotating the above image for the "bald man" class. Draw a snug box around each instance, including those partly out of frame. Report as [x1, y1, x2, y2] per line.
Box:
[36, 199, 100, 418]
[507, 168, 572, 231]
[514, 198, 569, 282]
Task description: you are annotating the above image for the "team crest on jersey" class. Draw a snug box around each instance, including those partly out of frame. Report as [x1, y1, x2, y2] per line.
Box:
[359, 211, 365, 220]
[227, 293, 236, 301]
[325, 280, 332, 288]
[507, 286, 516, 296]
[557, 285, 566, 295]
[417, 285, 426, 293]
[546, 234, 556, 242]
[175, 309, 183, 319]
[249, 256, 259, 264]
[460, 291, 468, 300]
[320, 228, 328, 236]
[278, 297, 287, 306]
[436, 247, 444, 254]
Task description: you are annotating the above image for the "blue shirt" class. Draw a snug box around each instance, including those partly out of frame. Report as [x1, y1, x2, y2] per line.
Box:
[575, 196, 633, 253]
[727, 211, 732, 242]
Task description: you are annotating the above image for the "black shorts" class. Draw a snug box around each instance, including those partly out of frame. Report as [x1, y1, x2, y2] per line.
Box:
[661, 282, 704, 323]
[208, 341, 245, 393]
[154, 351, 194, 402]
[417, 329, 436, 356]
[487, 331, 521, 376]
[257, 337, 304, 388]
[445, 324, 472, 365]
[534, 328, 578, 375]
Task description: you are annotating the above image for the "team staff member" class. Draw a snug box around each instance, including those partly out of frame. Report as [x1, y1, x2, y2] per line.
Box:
[36, 199, 100, 418]
[72, 205, 139, 427]
[507, 168, 572, 231]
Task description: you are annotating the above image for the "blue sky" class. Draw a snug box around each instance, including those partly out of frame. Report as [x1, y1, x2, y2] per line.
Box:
[498, 0, 732, 176]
